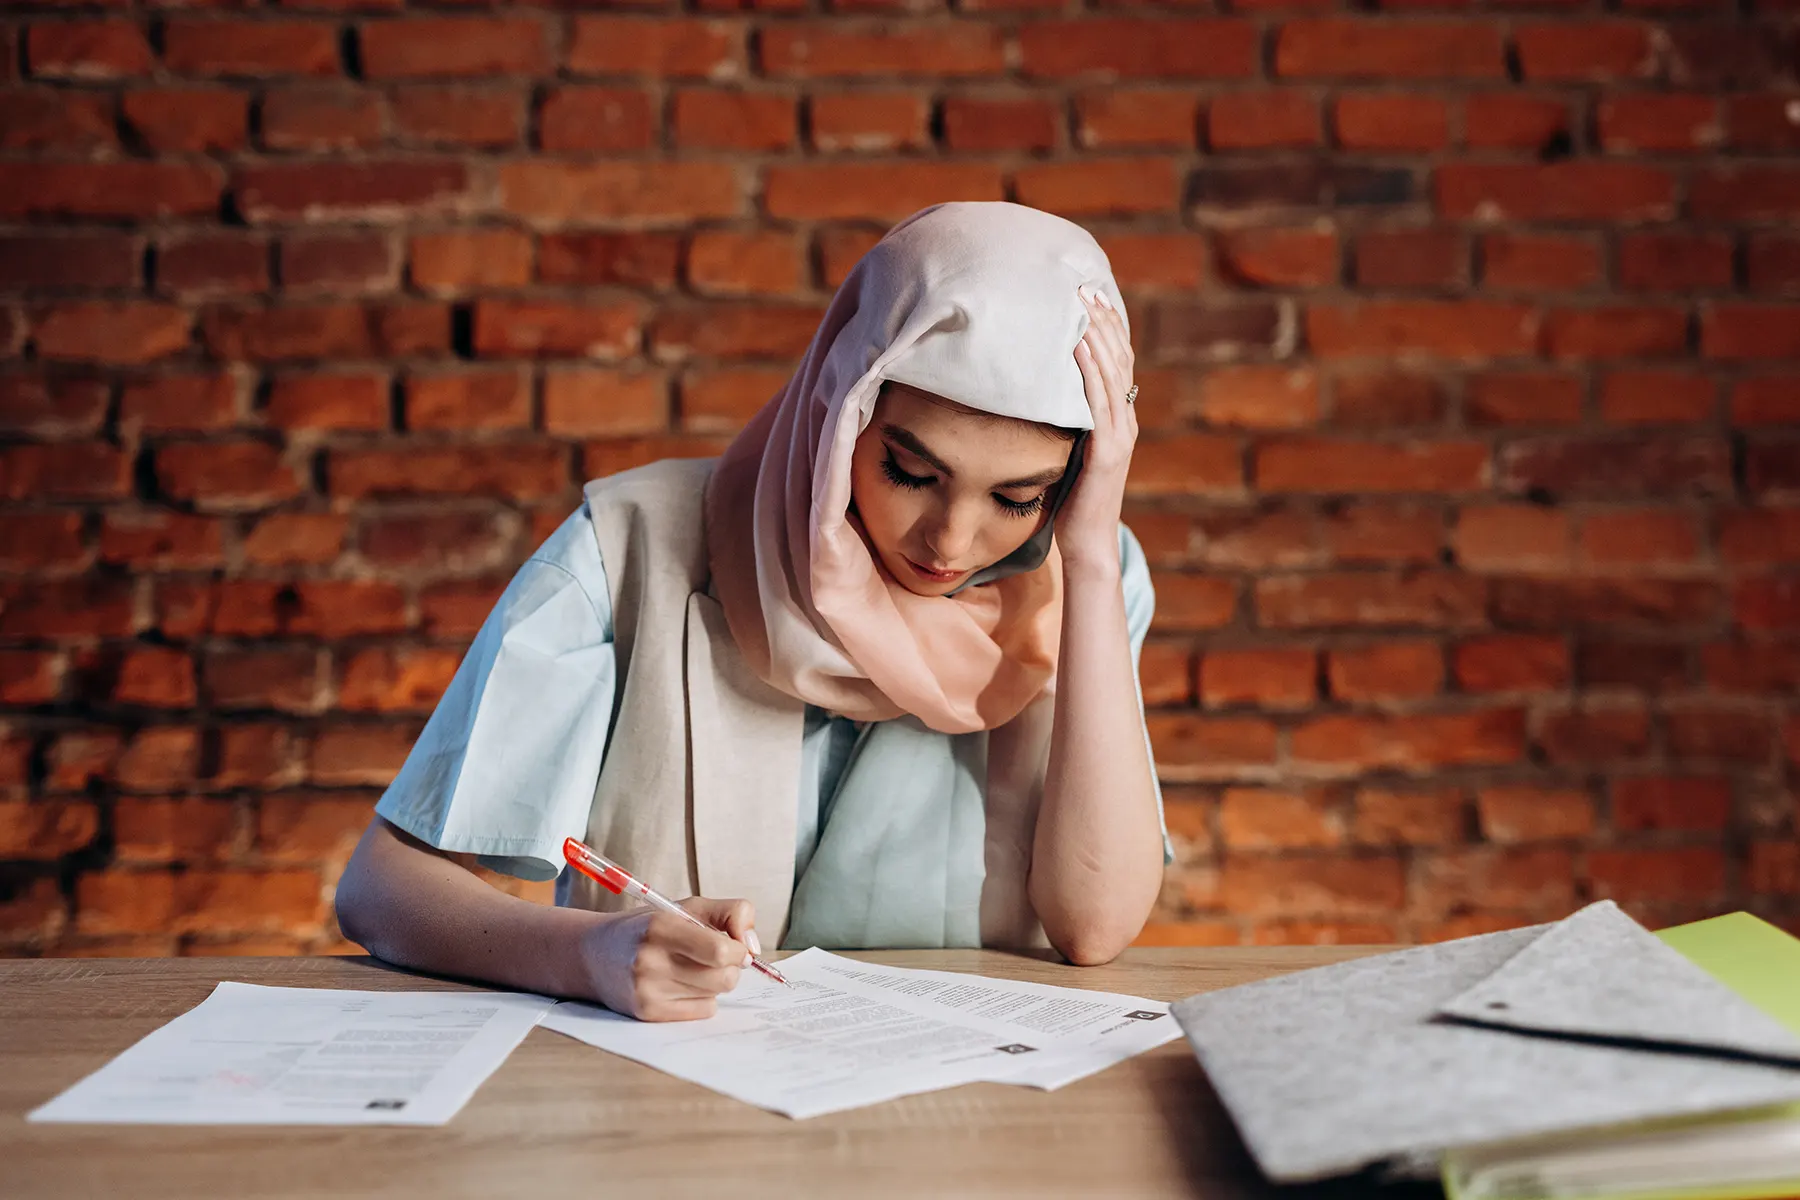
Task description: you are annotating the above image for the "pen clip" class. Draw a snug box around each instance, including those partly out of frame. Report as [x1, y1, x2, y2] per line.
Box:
[562, 837, 630, 895]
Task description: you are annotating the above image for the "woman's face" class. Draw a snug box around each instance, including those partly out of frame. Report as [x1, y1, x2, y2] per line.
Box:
[849, 383, 1074, 597]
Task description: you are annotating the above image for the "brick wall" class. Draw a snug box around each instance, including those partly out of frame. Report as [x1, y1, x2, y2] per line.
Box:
[1, 1, 1796, 958]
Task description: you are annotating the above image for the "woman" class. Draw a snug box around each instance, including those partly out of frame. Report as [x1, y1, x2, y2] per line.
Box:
[335, 202, 1169, 1022]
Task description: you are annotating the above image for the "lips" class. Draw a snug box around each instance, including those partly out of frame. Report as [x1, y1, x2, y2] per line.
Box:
[904, 556, 964, 583]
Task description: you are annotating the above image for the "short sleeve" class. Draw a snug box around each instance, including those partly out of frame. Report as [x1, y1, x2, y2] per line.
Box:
[375, 506, 617, 882]
[1119, 522, 1175, 865]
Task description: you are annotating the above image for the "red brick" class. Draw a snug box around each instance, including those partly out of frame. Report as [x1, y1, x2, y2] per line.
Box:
[338, 649, 460, 714]
[1199, 647, 1316, 709]
[539, 86, 655, 152]
[204, 649, 324, 713]
[156, 441, 300, 511]
[1749, 843, 1800, 897]
[116, 726, 201, 792]
[1466, 371, 1584, 426]
[1208, 91, 1319, 150]
[1146, 714, 1278, 771]
[1729, 92, 1800, 153]
[1219, 788, 1343, 850]
[1515, 22, 1656, 81]
[77, 868, 322, 936]
[358, 511, 513, 571]
[1436, 163, 1675, 222]
[1597, 369, 1715, 426]
[543, 368, 670, 436]
[1333, 93, 1449, 151]
[583, 436, 731, 480]
[0, 375, 109, 435]
[1075, 90, 1197, 149]
[1134, 921, 1239, 948]
[279, 232, 398, 295]
[1476, 784, 1594, 843]
[676, 367, 781, 434]
[259, 88, 382, 151]
[1669, 704, 1778, 764]
[1136, 643, 1193, 708]
[1535, 704, 1652, 763]
[0, 578, 136, 639]
[1097, 233, 1208, 292]
[940, 95, 1056, 152]
[1152, 576, 1240, 631]
[264, 371, 389, 432]
[1327, 641, 1443, 701]
[1747, 236, 1800, 297]
[672, 89, 795, 151]
[45, 731, 125, 793]
[649, 304, 826, 359]
[1308, 300, 1536, 359]
[409, 229, 532, 292]
[539, 233, 682, 287]
[99, 510, 224, 569]
[113, 797, 237, 863]
[1578, 640, 1690, 692]
[27, 20, 153, 79]
[122, 88, 247, 153]
[1193, 365, 1318, 430]
[565, 17, 744, 77]
[1704, 305, 1800, 361]
[1496, 577, 1720, 629]
[764, 24, 1005, 77]
[1217, 229, 1337, 288]
[472, 299, 641, 359]
[0, 442, 130, 502]
[1256, 572, 1485, 629]
[1018, 19, 1258, 79]
[0, 800, 99, 859]
[1586, 847, 1725, 904]
[1321, 505, 1442, 563]
[1500, 436, 1731, 498]
[1276, 20, 1504, 79]
[1331, 370, 1449, 428]
[1415, 848, 1575, 915]
[1544, 306, 1689, 361]
[1732, 376, 1800, 426]
[33, 302, 191, 364]
[0, 162, 224, 221]
[257, 793, 377, 864]
[360, 16, 549, 79]
[1578, 509, 1701, 570]
[309, 724, 417, 787]
[686, 230, 804, 298]
[1479, 234, 1601, 293]
[1704, 639, 1800, 692]
[404, 369, 529, 431]
[1598, 92, 1723, 154]
[1294, 709, 1525, 771]
[234, 161, 468, 225]
[1353, 229, 1464, 290]
[0, 651, 66, 705]
[163, 19, 341, 77]
[157, 233, 269, 298]
[1611, 775, 1731, 832]
[1146, 302, 1282, 359]
[1463, 93, 1571, 151]
[1747, 441, 1800, 499]
[0, 512, 86, 571]
[0, 232, 136, 293]
[498, 162, 742, 224]
[391, 86, 522, 148]
[767, 162, 1003, 220]
[1257, 439, 1488, 493]
[0, 89, 117, 153]
[331, 445, 569, 501]
[1125, 434, 1245, 496]
[1690, 167, 1800, 222]
[1352, 787, 1465, 847]
[1201, 509, 1323, 568]
[1218, 855, 1405, 918]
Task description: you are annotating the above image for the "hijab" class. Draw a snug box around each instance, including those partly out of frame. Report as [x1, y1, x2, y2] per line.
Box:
[704, 201, 1127, 734]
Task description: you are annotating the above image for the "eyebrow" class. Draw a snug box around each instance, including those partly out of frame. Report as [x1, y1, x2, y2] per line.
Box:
[881, 423, 1066, 491]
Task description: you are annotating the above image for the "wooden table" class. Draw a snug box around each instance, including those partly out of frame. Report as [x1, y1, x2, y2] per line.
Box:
[0, 948, 1442, 1199]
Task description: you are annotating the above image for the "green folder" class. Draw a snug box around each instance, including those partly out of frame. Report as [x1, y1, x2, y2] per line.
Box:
[1442, 912, 1800, 1200]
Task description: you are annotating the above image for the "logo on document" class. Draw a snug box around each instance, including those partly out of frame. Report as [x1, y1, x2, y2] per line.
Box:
[994, 1043, 1038, 1054]
[365, 1099, 408, 1110]
[1123, 1011, 1165, 1021]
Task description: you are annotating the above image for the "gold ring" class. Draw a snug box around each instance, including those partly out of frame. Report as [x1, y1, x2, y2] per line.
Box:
[1124, 385, 1138, 405]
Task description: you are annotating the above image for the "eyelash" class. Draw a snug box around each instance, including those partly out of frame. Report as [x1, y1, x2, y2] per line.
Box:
[879, 452, 1046, 519]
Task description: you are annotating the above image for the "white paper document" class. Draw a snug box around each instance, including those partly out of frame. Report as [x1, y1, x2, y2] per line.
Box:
[30, 982, 553, 1126]
[541, 947, 1180, 1118]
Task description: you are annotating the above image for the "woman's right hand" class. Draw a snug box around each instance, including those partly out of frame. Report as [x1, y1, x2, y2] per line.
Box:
[579, 897, 758, 1022]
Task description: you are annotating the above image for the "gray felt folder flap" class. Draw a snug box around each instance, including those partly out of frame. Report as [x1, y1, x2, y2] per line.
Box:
[1169, 901, 1800, 1185]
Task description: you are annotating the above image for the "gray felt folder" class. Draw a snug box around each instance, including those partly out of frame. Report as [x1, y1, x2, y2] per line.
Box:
[1169, 900, 1800, 1185]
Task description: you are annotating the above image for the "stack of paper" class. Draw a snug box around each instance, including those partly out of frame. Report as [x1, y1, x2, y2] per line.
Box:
[1168, 901, 1800, 1200]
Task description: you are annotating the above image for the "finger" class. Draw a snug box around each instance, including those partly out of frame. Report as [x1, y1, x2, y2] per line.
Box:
[1074, 336, 1112, 427]
[1079, 296, 1131, 411]
[669, 958, 743, 997]
[1088, 296, 1132, 370]
[682, 897, 761, 957]
[648, 911, 745, 970]
[638, 993, 720, 1023]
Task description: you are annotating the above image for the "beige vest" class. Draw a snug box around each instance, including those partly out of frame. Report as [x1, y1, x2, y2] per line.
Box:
[558, 459, 808, 941]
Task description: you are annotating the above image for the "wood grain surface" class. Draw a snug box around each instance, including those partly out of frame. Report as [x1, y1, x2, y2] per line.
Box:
[0, 948, 1441, 1199]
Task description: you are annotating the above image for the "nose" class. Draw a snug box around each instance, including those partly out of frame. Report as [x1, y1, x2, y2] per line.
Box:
[923, 501, 979, 566]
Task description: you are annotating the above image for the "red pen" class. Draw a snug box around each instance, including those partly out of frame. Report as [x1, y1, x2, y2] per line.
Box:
[562, 837, 790, 986]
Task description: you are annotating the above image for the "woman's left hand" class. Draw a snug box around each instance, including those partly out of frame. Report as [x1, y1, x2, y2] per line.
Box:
[1058, 287, 1138, 579]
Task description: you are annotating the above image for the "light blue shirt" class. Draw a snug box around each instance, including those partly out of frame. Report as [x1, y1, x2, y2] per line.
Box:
[376, 504, 1167, 889]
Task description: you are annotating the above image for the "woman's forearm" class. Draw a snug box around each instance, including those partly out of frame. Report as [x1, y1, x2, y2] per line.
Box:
[1030, 563, 1165, 965]
[336, 817, 609, 1000]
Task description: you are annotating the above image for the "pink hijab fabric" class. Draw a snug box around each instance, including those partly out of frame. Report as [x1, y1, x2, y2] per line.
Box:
[704, 202, 1126, 734]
